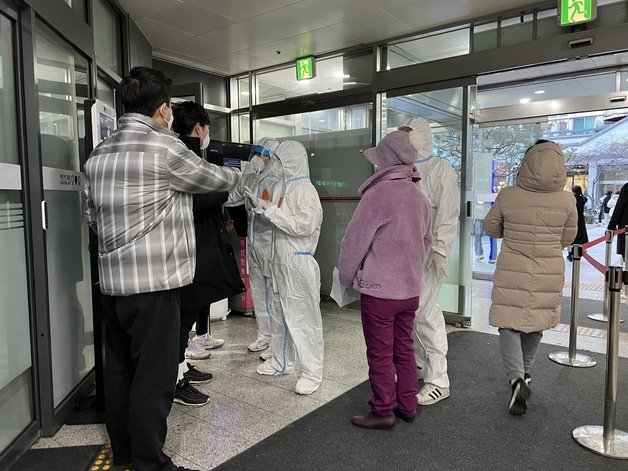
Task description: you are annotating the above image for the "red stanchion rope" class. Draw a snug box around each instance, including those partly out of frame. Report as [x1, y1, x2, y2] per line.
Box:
[578, 227, 627, 274]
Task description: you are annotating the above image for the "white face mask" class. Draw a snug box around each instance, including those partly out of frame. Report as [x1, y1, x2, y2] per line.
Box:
[201, 131, 210, 150]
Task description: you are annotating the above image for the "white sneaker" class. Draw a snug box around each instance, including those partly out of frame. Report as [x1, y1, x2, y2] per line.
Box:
[256, 361, 294, 376]
[417, 383, 450, 405]
[259, 350, 272, 361]
[295, 377, 321, 395]
[193, 333, 224, 350]
[185, 339, 211, 360]
[248, 338, 269, 352]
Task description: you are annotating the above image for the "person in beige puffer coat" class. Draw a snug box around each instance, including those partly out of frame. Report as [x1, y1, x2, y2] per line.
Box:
[484, 139, 577, 416]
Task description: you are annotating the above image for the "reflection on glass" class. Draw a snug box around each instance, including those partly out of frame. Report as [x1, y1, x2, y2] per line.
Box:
[388, 28, 470, 70]
[93, 0, 120, 73]
[36, 21, 94, 407]
[386, 89, 464, 314]
[256, 52, 372, 105]
[238, 76, 250, 109]
[97, 77, 115, 109]
[0, 13, 33, 454]
[256, 104, 373, 291]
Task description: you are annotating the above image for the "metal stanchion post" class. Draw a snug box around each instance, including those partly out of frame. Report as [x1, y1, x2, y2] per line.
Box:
[589, 230, 614, 322]
[573, 266, 628, 458]
[549, 244, 596, 367]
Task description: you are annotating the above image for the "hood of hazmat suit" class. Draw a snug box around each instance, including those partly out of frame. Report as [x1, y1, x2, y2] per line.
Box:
[403, 117, 459, 258]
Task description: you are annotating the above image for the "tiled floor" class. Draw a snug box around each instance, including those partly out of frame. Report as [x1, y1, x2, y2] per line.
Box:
[31, 273, 628, 470]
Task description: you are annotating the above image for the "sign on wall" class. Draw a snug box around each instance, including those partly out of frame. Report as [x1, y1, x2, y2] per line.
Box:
[558, 0, 597, 26]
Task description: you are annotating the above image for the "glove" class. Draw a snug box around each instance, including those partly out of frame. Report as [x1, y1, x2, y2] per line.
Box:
[428, 252, 448, 278]
[243, 186, 268, 210]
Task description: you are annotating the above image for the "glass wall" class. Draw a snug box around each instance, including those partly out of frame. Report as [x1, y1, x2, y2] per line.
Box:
[0, 12, 34, 454]
[256, 104, 373, 292]
[36, 21, 94, 407]
[385, 88, 465, 315]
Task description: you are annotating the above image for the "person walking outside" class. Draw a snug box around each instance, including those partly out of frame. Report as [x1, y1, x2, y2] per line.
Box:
[484, 140, 576, 416]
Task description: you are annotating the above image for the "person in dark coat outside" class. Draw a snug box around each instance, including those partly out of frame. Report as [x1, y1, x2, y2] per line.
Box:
[568, 185, 589, 261]
[607, 182, 628, 262]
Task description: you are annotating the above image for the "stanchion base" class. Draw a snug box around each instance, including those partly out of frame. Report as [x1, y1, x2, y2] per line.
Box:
[587, 313, 625, 323]
[548, 351, 597, 368]
[573, 425, 628, 459]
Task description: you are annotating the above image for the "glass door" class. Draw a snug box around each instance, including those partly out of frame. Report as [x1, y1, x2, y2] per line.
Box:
[384, 87, 471, 325]
[35, 21, 94, 408]
[0, 10, 35, 456]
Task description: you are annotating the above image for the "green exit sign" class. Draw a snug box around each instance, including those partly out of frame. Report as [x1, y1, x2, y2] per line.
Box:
[296, 56, 315, 81]
[559, 0, 597, 26]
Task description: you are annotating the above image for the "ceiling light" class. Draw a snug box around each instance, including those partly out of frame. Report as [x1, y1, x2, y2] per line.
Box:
[519, 98, 531, 104]
[534, 90, 545, 94]
[318, 119, 325, 122]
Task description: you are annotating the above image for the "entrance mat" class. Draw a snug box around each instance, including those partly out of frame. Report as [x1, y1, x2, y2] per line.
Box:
[560, 297, 628, 332]
[215, 331, 628, 471]
[13, 445, 102, 471]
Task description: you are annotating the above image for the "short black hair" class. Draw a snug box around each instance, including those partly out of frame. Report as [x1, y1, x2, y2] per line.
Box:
[119, 66, 172, 117]
[525, 139, 554, 155]
[172, 101, 211, 136]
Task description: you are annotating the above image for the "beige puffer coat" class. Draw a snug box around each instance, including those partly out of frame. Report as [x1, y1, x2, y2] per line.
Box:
[485, 141, 577, 333]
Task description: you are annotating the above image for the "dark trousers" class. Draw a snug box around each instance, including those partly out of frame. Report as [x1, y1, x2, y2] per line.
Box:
[179, 306, 208, 362]
[102, 290, 180, 471]
[195, 308, 209, 336]
[360, 293, 419, 417]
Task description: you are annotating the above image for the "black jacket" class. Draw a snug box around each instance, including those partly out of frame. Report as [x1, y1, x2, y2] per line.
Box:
[178, 135, 245, 310]
[608, 183, 628, 256]
[573, 194, 589, 245]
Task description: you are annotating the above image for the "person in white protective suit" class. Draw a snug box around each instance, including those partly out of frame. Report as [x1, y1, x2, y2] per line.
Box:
[225, 137, 283, 356]
[244, 140, 325, 395]
[400, 117, 459, 405]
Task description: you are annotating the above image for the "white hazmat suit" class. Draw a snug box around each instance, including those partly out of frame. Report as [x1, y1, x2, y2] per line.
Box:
[245, 140, 325, 395]
[226, 137, 283, 353]
[404, 117, 459, 405]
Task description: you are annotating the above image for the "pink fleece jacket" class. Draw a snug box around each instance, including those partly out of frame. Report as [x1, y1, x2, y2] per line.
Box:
[339, 165, 432, 300]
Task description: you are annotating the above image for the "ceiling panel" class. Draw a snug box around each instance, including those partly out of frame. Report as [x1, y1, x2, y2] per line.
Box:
[185, 0, 295, 22]
[145, 4, 234, 36]
[388, 0, 472, 31]
[118, 0, 179, 19]
[286, 27, 360, 57]
[331, 11, 413, 43]
[135, 19, 195, 50]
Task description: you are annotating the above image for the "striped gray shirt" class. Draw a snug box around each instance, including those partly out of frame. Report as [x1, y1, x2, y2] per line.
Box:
[84, 113, 241, 296]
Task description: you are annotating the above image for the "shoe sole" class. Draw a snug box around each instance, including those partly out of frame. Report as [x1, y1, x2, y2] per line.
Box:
[418, 389, 450, 406]
[173, 398, 209, 407]
[186, 377, 212, 385]
[248, 345, 269, 352]
[509, 380, 531, 414]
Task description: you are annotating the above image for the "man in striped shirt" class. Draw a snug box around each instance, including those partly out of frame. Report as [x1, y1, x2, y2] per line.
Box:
[84, 67, 241, 471]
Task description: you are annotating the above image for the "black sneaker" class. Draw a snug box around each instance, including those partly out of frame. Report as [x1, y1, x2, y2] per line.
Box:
[174, 379, 209, 407]
[524, 372, 531, 384]
[508, 378, 531, 415]
[183, 363, 213, 384]
[177, 467, 200, 471]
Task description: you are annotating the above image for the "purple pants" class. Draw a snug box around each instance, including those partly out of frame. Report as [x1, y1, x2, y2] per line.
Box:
[360, 293, 419, 417]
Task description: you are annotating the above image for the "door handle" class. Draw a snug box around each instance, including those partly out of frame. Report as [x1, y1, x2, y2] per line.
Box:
[41, 200, 48, 230]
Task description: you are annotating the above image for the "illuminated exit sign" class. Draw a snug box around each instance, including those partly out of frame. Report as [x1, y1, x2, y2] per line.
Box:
[296, 56, 315, 81]
[559, 0, 597, 26]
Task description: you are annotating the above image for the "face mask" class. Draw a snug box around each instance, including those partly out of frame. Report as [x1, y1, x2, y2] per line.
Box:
[201, 131, 210, 150]
[167, 111, 174, 129]
[248, 156, 263, 174]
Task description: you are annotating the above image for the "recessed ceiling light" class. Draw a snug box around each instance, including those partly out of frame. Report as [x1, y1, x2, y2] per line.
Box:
[534, 90, 545, 94]
[520, 98, 531, 104]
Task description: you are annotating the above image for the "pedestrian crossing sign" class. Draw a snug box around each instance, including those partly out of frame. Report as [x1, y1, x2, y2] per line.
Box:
[559, 0, 597, 26]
